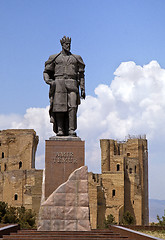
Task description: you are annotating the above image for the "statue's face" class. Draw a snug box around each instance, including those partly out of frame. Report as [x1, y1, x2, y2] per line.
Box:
[62, 42, 71, 52]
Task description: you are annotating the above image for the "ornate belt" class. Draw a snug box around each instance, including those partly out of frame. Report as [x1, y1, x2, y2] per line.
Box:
[55, 75, 77, 80]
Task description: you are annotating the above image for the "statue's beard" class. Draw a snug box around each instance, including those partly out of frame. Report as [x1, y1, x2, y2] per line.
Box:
[65, 48, 70, 52]
[63, 46, 70, 52]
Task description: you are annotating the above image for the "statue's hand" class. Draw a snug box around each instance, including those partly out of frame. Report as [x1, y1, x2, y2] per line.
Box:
[45, 79, 53, 85]
[81, 89, 86, 99]
[45, 79, 56, 87]
[50, 81, 56, 86]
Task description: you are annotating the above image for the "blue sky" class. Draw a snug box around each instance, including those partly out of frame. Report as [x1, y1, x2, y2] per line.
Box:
[1, 0, 165, 114]
[1, 0, 165, 201]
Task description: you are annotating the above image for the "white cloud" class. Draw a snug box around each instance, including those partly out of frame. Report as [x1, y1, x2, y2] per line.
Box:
[1, 60, 165, 199]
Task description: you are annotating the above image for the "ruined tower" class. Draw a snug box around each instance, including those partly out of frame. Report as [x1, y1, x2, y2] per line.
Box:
[88, 136, 149, 228]
[0, 129, 43, 216]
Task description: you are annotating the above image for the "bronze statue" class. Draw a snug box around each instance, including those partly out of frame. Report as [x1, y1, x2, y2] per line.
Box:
[43, 36, 85, 137]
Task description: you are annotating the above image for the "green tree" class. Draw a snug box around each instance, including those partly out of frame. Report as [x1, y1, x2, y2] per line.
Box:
[104, 214, 117, 228]
[0, 201, 8, 222]
[156, 210, 165, 226]
[122, 211, 135, 225]
[2, 206, 18, 224]
[0, 201, 36, 229]
[17, 206, 36, 229]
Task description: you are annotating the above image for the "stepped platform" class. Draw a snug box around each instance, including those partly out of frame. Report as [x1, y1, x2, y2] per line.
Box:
[1, 228, 162, 240]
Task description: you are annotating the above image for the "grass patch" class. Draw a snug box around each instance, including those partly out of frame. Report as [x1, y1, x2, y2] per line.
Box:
[138, 230, 165, 239]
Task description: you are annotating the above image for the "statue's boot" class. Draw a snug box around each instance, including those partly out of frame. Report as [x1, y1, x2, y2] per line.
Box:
[68, 108, 77, 137]
[56, 112, 65, 136]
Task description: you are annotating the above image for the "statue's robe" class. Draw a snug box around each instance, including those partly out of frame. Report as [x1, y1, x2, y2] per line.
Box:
[43, 52, 85, 133]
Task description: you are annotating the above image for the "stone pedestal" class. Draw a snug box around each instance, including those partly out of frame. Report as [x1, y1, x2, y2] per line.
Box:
[45, 137, 84, 199]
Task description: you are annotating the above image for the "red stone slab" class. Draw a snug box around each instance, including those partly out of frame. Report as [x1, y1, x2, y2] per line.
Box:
[45, 137, 84, 199]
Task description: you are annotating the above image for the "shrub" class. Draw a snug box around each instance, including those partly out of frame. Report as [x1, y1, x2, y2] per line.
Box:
[122, 211, 135, 225]
[104, 214, 117, 228]
[17, 206, 36, 229]
[2, 206, 18, 224]
[0, 201, 8, 222]
[0, 201, 36, 229]
[156, 210, 165, 226]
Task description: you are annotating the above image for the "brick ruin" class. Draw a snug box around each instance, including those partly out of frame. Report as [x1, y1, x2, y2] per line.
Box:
[0, 129, 43, 218]
[88, 137, 149, 228]
[0, 130, 149, 227]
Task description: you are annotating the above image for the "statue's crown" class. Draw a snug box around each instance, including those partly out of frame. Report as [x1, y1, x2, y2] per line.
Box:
[60, 36, 71, 45]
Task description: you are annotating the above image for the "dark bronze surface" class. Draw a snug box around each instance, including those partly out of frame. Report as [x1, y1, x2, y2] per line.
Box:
[44, 36, 85, 137]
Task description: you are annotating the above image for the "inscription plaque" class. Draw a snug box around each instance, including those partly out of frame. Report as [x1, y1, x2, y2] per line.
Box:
[45, 138, 84, 199]
[53, 152, 77, 164]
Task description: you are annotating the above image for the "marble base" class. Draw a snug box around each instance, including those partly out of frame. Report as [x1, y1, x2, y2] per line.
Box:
[38, 166, 91, 231]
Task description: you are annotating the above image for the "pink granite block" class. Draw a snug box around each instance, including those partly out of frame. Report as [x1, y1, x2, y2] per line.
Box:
[53, 193, 66, 206]
[40, 206, 51, 220]
[65, 206, 76, 220]
[64, 220, 77, 231]
[65, 193, 77, 206]
[38, 166, 91, 231]
[78, 180, 88, 193]
[69, 166, 87, 181]
[77, 220, 91, 231]
[51, 206, 65, 219]
[78, 193, 89, 207]
[56, 183, 66, 193]
[69, 170, 77, 181]
[78, 166, 88, 180]
[42, 194, 54, 206]
[51, 220, 65, 231]
[65, 180, 77, 193]
[38, 220, 51, 231]
[77, 207, 89, 220]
